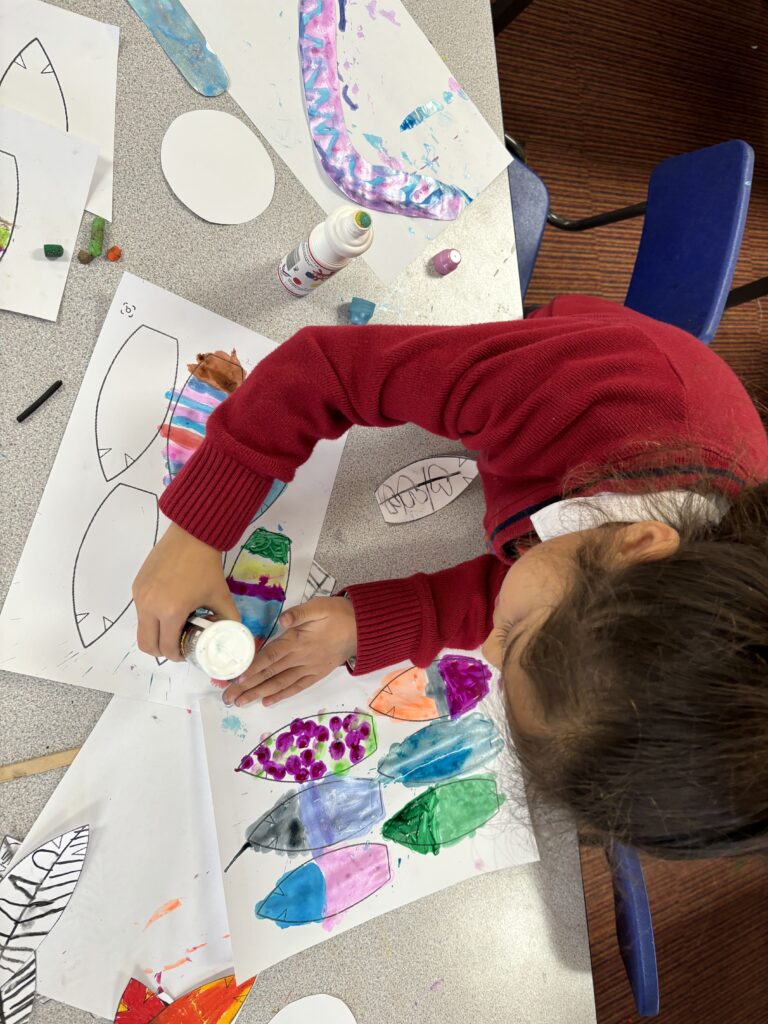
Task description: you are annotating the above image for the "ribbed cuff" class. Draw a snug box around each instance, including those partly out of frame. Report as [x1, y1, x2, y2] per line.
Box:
[159, 443, 273, 551]
[343, 577, 425, 675]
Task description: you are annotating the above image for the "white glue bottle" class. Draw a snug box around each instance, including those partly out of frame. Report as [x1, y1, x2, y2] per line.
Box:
[180, 614, 255, 680]
[278, 206, 373, 296]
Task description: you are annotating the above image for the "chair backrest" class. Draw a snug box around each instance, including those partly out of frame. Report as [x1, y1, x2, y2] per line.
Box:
[506, 157, 550, 300]
[606, 841, 660, 1017]
[625, 140, 754, 343]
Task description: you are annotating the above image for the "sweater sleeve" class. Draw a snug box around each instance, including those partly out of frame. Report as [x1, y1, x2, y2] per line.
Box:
[341, 553, 508, 675]
[159, 318, 549, 548]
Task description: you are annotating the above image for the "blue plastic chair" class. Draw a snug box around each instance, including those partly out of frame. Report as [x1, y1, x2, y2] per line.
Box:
[606, 841, 660, 1017]
[506, 138, 754, 343]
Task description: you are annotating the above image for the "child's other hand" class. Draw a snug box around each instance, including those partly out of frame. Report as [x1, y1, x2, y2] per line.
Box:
[222, 596, 357, 708]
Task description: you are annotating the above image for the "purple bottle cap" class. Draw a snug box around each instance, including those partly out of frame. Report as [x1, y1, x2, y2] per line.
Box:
[432, 248, 462, 276]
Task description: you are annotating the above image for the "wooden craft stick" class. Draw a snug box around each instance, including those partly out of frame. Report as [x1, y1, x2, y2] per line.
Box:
[0, 747, 81, 784]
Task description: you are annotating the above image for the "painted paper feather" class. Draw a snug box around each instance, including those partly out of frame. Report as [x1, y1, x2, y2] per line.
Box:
[299, 0, 471, 219]
[370, 653, 491, 721]
[236, 712, 377, 782]
[0, 825, 89, 987]
[0, 954, 36, 1024]
[377, 713, 503, 786]
[375, 457, 478, 523]
[225, 528, 290, 649]
[256, 843, 391, 927]
[161, 351, 245, 485]
[95, 326, 179, 480]
[225, 778, 385, 868]
[382, 776, 503, 854]
[114, 974, 254, 1023]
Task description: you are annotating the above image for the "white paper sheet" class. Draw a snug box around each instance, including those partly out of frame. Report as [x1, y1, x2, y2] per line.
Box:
[0, 106, 97, 320]
[182, 0, 511, 283]
[0, 0, 119, 219]
[0, 273, 346, 707]
[161, 110, 275, 224]
[8, 698, 232, 1021]
[200, 656, 539, 979]
[270, 995, 356, 1024]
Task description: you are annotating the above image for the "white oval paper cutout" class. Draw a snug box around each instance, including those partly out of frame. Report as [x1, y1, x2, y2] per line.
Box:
[0, 149, 19, 264]
[161, 110, 275, 224]
[95, 326, 179, 481]
[375, 456, 479, 524]
[269, 995, 357, 1024]
[0, 38, 68, 132]
[72, 484, 159, 648]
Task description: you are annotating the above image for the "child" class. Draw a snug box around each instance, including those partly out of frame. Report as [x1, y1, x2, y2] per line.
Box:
[132, 295, 768, 859]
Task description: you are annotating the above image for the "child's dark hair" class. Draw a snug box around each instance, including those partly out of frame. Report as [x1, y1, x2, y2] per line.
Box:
[506, 480, 768, 859]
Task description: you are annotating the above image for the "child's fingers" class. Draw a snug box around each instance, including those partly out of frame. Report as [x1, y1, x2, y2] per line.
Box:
[234, 666, 310, 707]
[262, 676, 318, 707]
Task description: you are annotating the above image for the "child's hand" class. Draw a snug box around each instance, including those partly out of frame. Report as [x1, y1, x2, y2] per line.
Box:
[133, 523, 240, 661]
[222, 596, 357, 708]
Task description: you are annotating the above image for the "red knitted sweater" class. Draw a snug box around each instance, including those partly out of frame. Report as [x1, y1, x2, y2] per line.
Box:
[160, 295, 768, 674]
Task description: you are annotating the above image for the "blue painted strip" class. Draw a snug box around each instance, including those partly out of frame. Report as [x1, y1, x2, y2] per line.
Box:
[125, 0, 229, 97]
[170, 415, 206, 436]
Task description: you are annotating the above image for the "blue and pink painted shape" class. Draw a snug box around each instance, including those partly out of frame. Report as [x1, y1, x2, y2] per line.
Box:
[255, 843, 391, 928]
[377, 712, 503, 786]
[299, 0, 471, 219]
[370, 653, 491, 722]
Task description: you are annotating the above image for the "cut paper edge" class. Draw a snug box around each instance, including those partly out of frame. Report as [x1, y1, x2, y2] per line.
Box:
[267, 995, 357, 1024]
[301, 560, 336, 603]
[0, 836, 20, 882]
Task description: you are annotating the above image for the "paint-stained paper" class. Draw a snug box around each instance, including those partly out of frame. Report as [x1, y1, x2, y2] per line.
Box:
[0, 273, 346, 707]
[199, 653, 538, 979]
[10, 698, 232, 1021]
[181, 0, 512, 283]
[0, 0, 119, 219]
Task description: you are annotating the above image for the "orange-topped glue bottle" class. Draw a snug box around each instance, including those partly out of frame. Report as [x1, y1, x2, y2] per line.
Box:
[278, 206, 373, 296]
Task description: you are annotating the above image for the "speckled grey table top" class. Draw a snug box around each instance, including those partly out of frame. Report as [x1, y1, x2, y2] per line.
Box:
[0, 1, 597, 1021]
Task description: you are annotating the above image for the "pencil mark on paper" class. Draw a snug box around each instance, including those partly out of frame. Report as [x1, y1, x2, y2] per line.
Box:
[0, 39, 68, 132]
[94, 325, 179, 481]
[72, 484, 159, 647]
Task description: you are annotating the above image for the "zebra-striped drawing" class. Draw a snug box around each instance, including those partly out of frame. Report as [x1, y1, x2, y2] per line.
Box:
[0, 953, 36, 1024]
[0, 825, 89, 993]
[0, 838, 19, 883]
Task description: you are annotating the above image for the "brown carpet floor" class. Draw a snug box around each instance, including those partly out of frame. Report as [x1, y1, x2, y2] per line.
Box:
[494, 2, 768, 1021]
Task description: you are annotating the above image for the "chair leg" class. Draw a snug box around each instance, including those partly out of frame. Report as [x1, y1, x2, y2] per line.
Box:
[503, 131, 646, 231]
[725, 276, 768, 309]
[492, 0, 537, 35]
[547, 203, 647, 231]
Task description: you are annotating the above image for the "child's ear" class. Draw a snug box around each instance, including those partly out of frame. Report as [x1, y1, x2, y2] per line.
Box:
[615, 520, 681, 565]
